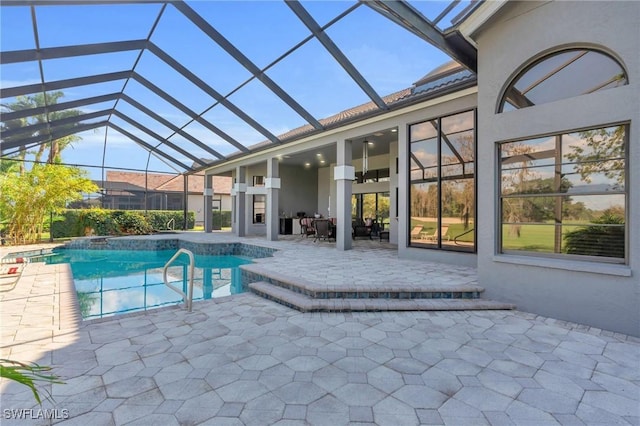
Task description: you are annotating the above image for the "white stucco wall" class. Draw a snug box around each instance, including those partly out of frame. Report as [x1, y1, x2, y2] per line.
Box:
[474, 1, 640, 336]
[279, 164, 317, 218]
[188, 194, 204, 226]
[190, 194, 232, 226]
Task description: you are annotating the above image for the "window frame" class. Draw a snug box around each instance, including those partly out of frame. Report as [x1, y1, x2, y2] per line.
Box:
[497, 47, 628, 113]
[496, 122, 629, 264]
[252, 194, 266, 224]
[407, 108, 477, 252]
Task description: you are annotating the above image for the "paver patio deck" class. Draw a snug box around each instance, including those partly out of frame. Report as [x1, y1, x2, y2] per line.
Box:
[1, 233, 639, 425]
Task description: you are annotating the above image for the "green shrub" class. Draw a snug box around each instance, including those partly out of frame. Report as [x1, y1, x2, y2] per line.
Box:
[51, 210, 83, 238]
[112, 211, 153, 235]
[564, 211, 625, 258]
[144, 211, 194, 230]
[81, 209, 118, 236]
[51, 209, 195, 237]
[213, 210, 232, 228]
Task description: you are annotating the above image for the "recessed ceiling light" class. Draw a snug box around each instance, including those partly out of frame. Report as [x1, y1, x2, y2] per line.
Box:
[367, 141, 374, 145]
[320, 160, 325, 164]
[316, 153, 322, 157]
[391, 129, 397, 133]
[304, 162, 311, 167]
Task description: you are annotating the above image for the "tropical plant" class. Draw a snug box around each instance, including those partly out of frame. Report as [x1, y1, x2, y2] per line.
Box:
[1, 92, 81, 165]
[0, 164, 97, 244]
[0, 91, 97, 244]
[0, 359, 64, 404]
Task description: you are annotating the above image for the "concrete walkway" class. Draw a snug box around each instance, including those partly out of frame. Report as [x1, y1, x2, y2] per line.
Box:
[1, 235, 639, 425]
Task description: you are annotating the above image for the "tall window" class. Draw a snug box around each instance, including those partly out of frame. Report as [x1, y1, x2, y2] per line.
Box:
[253, 195, 265, 224]
[352, 192, 390, 228]
[499, 124, 626, 263]
[499, 48, 627, 112]
[409, 110, 475, 251]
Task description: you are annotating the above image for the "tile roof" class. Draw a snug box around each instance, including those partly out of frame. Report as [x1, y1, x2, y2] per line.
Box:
[105, 171, 232, 194]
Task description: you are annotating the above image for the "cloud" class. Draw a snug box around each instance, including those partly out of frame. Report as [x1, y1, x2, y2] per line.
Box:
[412, 149, 437, 167]
[442, 112, 474, 134]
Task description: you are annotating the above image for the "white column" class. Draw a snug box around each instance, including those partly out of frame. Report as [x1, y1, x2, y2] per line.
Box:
[335, 139, 354, 251]
[234, 166, 247, 237]
[204, 174, 213, 233]
[397, 125, 408, 249]
[266, 158, 280, 241]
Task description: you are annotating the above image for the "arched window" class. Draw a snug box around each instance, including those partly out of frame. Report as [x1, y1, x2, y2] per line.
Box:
[499, 49, 628, 113]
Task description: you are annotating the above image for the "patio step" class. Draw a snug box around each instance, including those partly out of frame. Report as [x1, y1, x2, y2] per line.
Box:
[249, 281, 515, 312]
[241, 264, 486, 300]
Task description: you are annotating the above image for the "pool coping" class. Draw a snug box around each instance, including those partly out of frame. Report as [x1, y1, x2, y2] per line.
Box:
[63, 236, 278, 259]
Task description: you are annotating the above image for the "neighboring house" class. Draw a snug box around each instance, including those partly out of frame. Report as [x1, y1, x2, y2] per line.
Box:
[100, 171, 232, 226]
[204, 2, 639, 336]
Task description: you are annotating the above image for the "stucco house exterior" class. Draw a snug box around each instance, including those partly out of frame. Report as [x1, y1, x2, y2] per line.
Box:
[203, 1, 639, 336]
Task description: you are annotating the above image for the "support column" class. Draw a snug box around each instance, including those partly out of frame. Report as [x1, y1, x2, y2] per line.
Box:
[335, 139, 354, 251]
[397, 124, 408, 249]
[234, 166, 247, 237]
[204, 174, 213, 233]
[183, 174, 189, 231]
[266, 158, 280, 241]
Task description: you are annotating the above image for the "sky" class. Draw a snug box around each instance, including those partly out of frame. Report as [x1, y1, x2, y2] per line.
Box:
[0, 0, 468, 180]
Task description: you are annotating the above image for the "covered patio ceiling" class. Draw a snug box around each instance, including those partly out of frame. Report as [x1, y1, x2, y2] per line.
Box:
[1, 0, 480, 178]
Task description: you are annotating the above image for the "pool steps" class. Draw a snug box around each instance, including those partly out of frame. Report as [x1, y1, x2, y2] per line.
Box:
[249, 281, 514, 312]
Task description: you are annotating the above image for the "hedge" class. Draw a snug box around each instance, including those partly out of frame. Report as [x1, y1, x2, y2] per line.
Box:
[212, 210, 232, 229]
[51, 209, 195, 238]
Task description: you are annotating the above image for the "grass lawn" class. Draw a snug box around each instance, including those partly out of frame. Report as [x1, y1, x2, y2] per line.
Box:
[502, 223, 586, 252]
[409, 218, 591, 250]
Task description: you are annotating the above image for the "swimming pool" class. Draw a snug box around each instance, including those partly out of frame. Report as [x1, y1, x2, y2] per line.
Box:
[44, 249, 253, 320]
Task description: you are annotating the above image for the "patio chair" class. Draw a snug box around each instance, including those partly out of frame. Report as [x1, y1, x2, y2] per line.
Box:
[410, 226, 423, 239]
[421, 225, 450, 241]
[313, 219, 332, 242]
[352, 218, 372, 240]
[300, 217, 315, 238]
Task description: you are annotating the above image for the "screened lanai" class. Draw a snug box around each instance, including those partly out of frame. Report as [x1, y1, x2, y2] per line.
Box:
[1, 0, 480, 190]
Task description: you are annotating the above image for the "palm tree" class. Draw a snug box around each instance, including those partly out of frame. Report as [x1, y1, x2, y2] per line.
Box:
[1, 91, 81, 167]
[1, 91, 96, 244]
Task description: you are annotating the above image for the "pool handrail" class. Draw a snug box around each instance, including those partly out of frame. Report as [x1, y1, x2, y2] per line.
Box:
[162, 248, 195, 312]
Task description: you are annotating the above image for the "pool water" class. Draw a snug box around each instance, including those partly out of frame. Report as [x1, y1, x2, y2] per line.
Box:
[44, 249, 252, 320]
